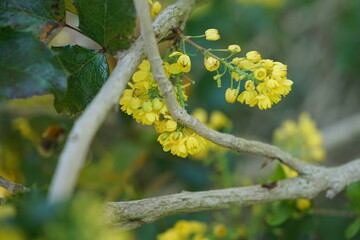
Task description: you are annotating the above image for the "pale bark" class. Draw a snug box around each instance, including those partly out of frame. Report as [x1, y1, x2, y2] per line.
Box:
[0, 176, 29, 194]
[104, 159, 360, 230]
[48, 0, 196, 203]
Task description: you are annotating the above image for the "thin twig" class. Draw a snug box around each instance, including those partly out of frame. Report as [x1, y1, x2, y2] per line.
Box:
[0, 176, 29, 194]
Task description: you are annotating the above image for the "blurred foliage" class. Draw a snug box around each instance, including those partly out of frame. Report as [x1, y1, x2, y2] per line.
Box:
[1, 0, 360, 239]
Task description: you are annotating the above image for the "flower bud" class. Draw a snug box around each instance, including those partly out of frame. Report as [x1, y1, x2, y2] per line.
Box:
[245, 80, 255, 91]
[205, 28, 220, 41]
[151, 1, 162, 18]
[225, 88, 237, 103]
[246, 51, 262, 63]
[228, 44, 241, 53]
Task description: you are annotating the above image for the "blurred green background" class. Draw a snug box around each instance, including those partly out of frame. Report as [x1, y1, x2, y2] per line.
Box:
[1, 0, 359, 239]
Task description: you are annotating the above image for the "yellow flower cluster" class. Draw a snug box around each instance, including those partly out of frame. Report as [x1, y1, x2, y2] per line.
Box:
[120, 60, 167, 125]
[157, 220, 208, 240]
[156, 117, 207, 158]
[120, 57, 206, 158]
[273, 113, 325, 211]
[232, 51, 293, 109]
[273, 112, 326, 162]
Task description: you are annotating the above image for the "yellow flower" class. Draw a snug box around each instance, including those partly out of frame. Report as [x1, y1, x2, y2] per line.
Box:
[256, 94, 272, 110]
[209, 110, 230, 129]
[281, 165, 298, 178]
[151, 1, 162, 18]
[204, 57, 220, 72]
[158, 220, 207, 240]
[157, 121, 206, 158]
[225, 88, 237, 103]
[205, 28, 220, 41]
[230, 72, 245, 81]
[238, 59, 257, 70]
[231, 57, 244, 65]
[185, 136, 200, 155]
[296, 198, 311, 211]
[237, 90, 258, 105]
[244, 80, 255, 91]
[213, 224, 227, 238]
[132, 60, 152, 82]
[177, 54, 191, 72]
[246, 51, 262, 63]
[273, 112, 326, 162]
[254, 68, 267, 80]
[142, 100, 153, 113]
[259, 59, 274, 70]
[228, 44, 241, 53]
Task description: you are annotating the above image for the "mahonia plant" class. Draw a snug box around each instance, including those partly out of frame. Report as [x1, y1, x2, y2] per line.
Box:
[120, 27, 294, 157]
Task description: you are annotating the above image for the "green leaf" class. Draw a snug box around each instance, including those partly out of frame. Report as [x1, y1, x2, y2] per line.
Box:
[52, 45, 109, 116]
[75, 0, 135, 54]
[0, 0, 65, 41]
[345, 217, 360, 239]
[0, 27, 67, 99]
[266, 203, 292, 226]
[347, 182, 360, 206]
[270, 163, 287, 182]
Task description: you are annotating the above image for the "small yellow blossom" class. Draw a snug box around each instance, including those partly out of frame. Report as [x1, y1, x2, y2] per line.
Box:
[225, 88, 237, 103]
[246, 51, 262, 63]
[151, 1, 162, 18]
[157, 220, 207, 240]
[213, 224, 227, 238]
[177, 54, 191, 72]
[296, 198, 311, 211]
[204, 57, 220, 72]
[237, 90, 258, 105]
[254, 68, 267, 80]
[231, 57, 244, 65]
[256, 94, 272, 110]
[245, 80, 255, 91]
[205, 28, 220, 41]
[231, 72, 246, 81]
[209, 110, 230, 129]
[132, 59, 152, 82]
[228, 44, 241, 53]
[259, 59, 274, 70]
[238, 59, 257, 70]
